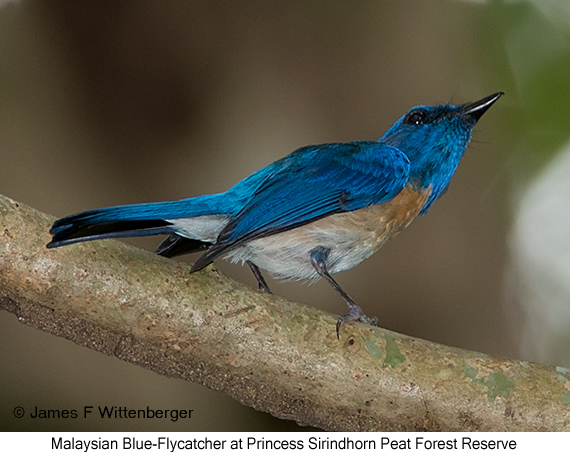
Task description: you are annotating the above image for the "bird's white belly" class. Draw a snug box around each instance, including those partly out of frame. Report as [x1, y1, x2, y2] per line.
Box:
[226, 220, 380, 280]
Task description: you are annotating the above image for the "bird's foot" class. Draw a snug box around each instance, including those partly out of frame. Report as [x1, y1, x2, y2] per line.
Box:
[258, 281, 272, 294]
[336, 305, 378, 339]
[247, 261, 272, 294]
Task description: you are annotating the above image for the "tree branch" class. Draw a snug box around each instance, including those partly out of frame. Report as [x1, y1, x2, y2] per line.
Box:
[0, 193, 569, 431]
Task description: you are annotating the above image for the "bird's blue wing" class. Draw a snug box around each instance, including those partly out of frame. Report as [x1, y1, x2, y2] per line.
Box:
[191, 141, 410, 271]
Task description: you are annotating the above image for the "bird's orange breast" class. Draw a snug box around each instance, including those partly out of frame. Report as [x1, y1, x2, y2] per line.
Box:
[315, 183, 432, 248]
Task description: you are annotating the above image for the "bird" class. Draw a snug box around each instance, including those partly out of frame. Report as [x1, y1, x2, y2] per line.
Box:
[47, 92, 503, 337]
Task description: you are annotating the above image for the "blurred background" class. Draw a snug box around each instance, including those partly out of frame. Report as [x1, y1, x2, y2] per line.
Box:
[1, 0, 570, 431]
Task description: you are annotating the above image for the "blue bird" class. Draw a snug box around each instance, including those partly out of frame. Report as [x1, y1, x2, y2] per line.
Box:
[47, 92, 503, 336]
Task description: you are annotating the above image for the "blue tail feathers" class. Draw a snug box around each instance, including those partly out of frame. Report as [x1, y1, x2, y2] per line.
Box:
[47, 194, 227, 248]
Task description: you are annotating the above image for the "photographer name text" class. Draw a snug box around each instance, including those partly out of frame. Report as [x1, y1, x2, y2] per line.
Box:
[26, 406, 193, 422]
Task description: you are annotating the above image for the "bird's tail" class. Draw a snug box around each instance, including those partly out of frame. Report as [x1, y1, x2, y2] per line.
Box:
[47, 193, 226, 248]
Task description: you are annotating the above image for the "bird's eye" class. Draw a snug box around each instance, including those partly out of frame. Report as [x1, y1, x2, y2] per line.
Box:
[404, 109, 427, 125]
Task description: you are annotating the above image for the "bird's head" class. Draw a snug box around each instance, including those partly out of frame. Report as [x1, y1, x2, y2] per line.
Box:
[380, 92, 503, 212]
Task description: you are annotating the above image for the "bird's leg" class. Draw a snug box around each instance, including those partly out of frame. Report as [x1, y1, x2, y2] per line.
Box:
[310, 247, 378, 338]
[247, 261, 272, 294]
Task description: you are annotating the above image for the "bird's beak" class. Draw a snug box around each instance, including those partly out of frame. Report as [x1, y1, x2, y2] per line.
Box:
[461, 92, 504, 122]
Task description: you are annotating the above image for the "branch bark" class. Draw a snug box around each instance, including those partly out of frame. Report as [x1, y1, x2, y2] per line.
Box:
[0, 193, 569, 431]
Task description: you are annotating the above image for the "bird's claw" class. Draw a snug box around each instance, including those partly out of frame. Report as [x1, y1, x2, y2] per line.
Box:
[336, 306, 378, 338]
